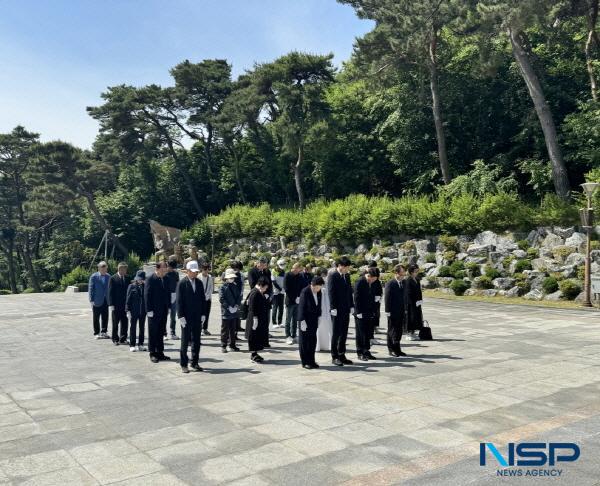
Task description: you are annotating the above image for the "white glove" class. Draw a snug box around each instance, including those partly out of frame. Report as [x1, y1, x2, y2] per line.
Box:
[171, 293, 176, 304]
[385, 312, 391, 317]
[350, 308, 354, 315]
[109, 306, 114, 312]
[201, 316, 206, 323]
[375, 296, 381, 303]
[295, 297, 299, 304]
[179, 317, 187, 328]
[228, 306, 236, 314]
[357, 313, 363, 319]
[330, 309, 337, 316]
[416, 300, 423, 307]
[300, 321, 307, 332]
[127, 312, 131, 320]
[147, 311, 154, 318]
[252, 317, 258, 330]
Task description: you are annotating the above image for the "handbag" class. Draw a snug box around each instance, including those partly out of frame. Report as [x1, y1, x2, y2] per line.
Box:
[239, 293, 251, 320]
[419, 319, 433, 340]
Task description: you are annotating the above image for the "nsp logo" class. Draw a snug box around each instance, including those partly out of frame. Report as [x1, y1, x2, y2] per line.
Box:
[480, 442, 580, 467]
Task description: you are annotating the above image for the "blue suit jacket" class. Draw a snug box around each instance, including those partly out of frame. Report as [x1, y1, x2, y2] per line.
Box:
[89, 272, 110, 307]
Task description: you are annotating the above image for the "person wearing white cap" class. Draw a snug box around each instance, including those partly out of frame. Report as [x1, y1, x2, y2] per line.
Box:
[271, 259, 286, 328]
[219, 268, 241, 352]
[176, 260, 207, 373]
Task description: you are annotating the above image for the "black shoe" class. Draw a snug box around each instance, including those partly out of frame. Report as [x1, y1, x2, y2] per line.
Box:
[332, 358, 344, 366]
[303, 364, 313, 370]
[203, 330, 211, 336]
[181, 366, 190, 374]
[221, 347, 228, 353]
[312, 363, 320, 369]
[229, 346, 241, 352]
[158, 354, 171, 361]
[113, 341, 119, 346]
[150, 355, 159, 363]
[389, 351, 400, 357]
[398, 351, 407, 356]
[191, 363, 203, 372]
[264, 343, 271, 348]
[251, 354, 264, 363]
[119, 339, 127, 344]
[341, 356, 353, 365]
[365, 353, 377, 360]
[357, 355, 369, 362]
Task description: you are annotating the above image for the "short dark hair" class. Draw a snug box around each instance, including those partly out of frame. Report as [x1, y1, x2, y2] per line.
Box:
[167, 259, 178, 269]
[201, 262, 210, 270]
[317, 267, 328, 277]
[336, 256, 351, 267]
[118, 261, 128, 268]
[366, 268, 379, 278]
[156, 261, 167, 269]
[368, 260, 378, 268]
[393, 264, 405, 274]
[257, 276, 270, 287]
[311, 276, 325, 286]
[407, 263, 419, 274]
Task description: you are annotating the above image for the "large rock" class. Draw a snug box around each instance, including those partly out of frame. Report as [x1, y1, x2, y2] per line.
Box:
[565, 232, 586, 252]
[531, 257, 561, 272]
[560, 265, 578, 279]
[64, 286, 79, 293]
[541, 233, 565, 250]
[544, 290, 563, 301]
[414, 239, 434, 256]
[421, 278, 437, 289]
[565, 252, 585, 267]
[482, 289, 499, 297]
[437, 277, 454, 288]
[493, 277, 516, 290]
[315, 244, 331, 256]
[465, 256, 488, 265]
[524, 289, 544, 301]
[464, 288, 481, 296]
[505, 286, 520, 298]
[512, 249, 527, 259]
[553, 226, 575, 239]
[473, 231, 518, 252]
[466, 244, 494, 257]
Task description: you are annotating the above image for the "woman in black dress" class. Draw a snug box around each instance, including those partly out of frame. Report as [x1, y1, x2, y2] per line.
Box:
[246, 276, 270, 362]
[405, 264, 423, 340]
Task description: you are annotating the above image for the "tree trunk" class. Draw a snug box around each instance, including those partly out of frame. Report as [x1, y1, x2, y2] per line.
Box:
[508, 27, 571, 199]
[294, 144, 305, 209]
[428, 32, 451, 184]
[20, 240, 40, 292]
[81, 189, 129, 256]
[585, 0, 599, 102]
[232, 150, 247, 204]
[2, 241, 18, 293]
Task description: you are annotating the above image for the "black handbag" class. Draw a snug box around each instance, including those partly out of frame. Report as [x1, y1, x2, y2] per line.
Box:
[419, 320, 433, 340]
[239, 293, 250, 320]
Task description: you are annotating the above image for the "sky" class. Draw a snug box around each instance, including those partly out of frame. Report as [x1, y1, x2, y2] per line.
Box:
[0, 0, 373, 149]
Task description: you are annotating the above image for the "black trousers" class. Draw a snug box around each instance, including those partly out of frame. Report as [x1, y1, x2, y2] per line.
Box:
[92, 301, 108, 335]
[355, 316, 371, 356]
[111, 307, 128, 343]
[202, 300, 212, 330]
[180, 322, 201, 367]
[370, 303, 381, 339]
[148, 313, 167, 357]
[330, 312, 350, 360]
[298, 323, 318, 366]
[271, 294, 284, 324]
[221, 318, 237, 348]
[387, 316, 403, 354]
[129, 314, 146, 347]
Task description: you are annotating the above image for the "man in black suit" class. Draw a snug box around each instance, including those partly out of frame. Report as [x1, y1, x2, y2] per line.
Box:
[247, 257, 273, 343]
[297, 276, 324, 369]
[108, 262, 129, 345]
[283, 263, 302, 345]
[327, 256, 354, 366]
[176, 260, 207, 373]
[354, 268, 379, 361]
[384, 264, 407, 357]
[145, 261, 171, 363]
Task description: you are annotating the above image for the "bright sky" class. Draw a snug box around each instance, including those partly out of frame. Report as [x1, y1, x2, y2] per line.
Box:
[0, 0, 373, 149]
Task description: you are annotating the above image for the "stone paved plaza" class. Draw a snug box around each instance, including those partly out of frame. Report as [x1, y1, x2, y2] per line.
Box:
[0, 293, 599, 485]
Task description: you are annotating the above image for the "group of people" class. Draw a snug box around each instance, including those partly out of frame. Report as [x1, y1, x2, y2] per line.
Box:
[88, 255, 425, 373]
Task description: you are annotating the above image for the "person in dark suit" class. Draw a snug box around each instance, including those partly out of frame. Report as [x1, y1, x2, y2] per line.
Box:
[354, 268, 379, 361]
[283, 263, 302, 345]
[327, 256, 354, 366]
[247, 257, 273, 346]
[165, 257, 180, 341]
[88, 261, 110, 339]
[384, 264, 407, 357]
[126, 270, 147, 352]
[108, 262, 129, 345]
[246, 276, 270, 363]
[176, 260, 207, 373]
[367, 262, 383, 346]
[145, 261, 171, 363]
[297, 276, 324, 369]
[406, 264, 424, 340]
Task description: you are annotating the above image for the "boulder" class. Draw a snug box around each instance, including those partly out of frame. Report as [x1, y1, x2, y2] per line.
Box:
[421, 278, 437, 289]
[531, 257, 561, 272]
[505, 286, 520, 298]
[565, 232, 586, 252]
[422, 263, 436, 273]
[465, 256, 488, 265]
[541, 233, 564, 250]
[466, 244, 494, 257]
[456, 252, 468, 261]
[493, 277, 516, 290]
[64, 285, 79, 293]
[316, 244, 331, 256]
[473, 231, 517, 252]
[464, 288, 481, 296]
[437, 277, 454, 288]
[426, 266, 440, 278]
[414, 239, 434, 256]
[553, 226, 575, 239]
[482, 289, 498, 297]
[544, 290, 563, 301]
[527, 228, 547, 247]
[489, 252, 506, 264]
[560, 265, 578, 279]
[565, 252, 585, 267]
[524, 289, 544, 301]
[512, 249, 527, 259]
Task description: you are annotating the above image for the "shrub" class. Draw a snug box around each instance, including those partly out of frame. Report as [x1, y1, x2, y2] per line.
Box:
[553, 246, 575, 262]
[449, 260, 465, 276]
[450, 279, 471, 296]
[542, 276, 559, 294]
[466, 262, 481, 277]
[438, 235, 459, 252]
[438, 266, 453, 277]
[443, 250, 457, 262]
[559, 279, 582, 300]
[517, 239, 530, 251]
[41, 281, 58, 293]
[527, 248, 539, 258]
[484, 265, 502, 279]
[536, 194, 579, 227]
[475, 275, 493, 289]
[425, 253, 437, 264]
[0, 289, 11, 295]
[60, 266, 91, 290]
[22, 288, 36, 293]
[516, 280, 531, 295]
[513, 259, 532, 273]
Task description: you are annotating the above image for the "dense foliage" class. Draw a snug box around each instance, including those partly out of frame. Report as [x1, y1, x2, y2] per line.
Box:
[1, 0, 599, 292]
